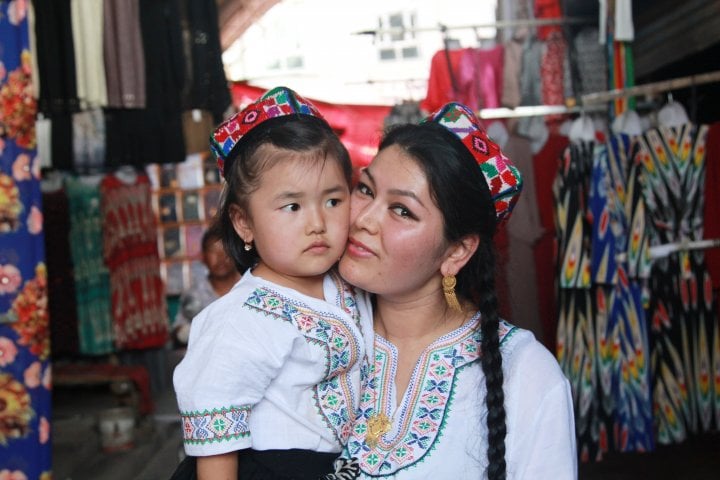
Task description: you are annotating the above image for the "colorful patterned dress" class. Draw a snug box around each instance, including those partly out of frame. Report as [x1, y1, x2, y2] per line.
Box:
[589, 134, 653, 452]
[636, 124, 720, 444]
[0, 2, 51, 478]
[554, 140, 611, 461]
[65, 176, 114, 354]
[344, 318, 576, 478]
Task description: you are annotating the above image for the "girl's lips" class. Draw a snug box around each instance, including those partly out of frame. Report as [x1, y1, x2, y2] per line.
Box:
[346, 238, 375, 257]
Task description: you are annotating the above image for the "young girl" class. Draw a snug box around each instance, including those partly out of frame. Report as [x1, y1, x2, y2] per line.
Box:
[173, 86, 370, 479]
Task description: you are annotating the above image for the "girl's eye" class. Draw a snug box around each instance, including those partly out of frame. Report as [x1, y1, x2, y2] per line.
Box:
[356, 182, 374, 198]
[325, 198, 342, 208]
[390, 205, 416, 219]
[281, 204, 300, 212]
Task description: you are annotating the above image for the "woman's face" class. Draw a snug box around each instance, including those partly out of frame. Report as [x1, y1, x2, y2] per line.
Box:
[339, 145, 452, 302]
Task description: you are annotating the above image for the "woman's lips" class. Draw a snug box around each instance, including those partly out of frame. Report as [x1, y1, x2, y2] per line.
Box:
[346, 237, 375, 258]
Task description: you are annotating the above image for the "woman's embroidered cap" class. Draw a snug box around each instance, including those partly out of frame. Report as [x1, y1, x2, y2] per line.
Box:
[424, 102, 523, 223]
[210, 86, 325, 177]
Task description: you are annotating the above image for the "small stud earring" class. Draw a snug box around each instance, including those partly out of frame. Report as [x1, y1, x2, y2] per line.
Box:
[244, 242, 252, 251]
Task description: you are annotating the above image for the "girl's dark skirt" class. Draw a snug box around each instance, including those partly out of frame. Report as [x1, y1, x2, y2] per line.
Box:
[169, 448, 339, 480]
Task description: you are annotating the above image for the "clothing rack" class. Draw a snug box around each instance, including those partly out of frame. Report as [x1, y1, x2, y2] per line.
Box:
[649, 238, 720, 260]
[581, 70, 720, 105]
[353, 17, 593, 36]
[478, 103, 606, 120]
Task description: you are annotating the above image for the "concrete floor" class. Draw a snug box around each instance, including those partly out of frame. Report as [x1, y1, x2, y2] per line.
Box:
[52, 383, 184, 480]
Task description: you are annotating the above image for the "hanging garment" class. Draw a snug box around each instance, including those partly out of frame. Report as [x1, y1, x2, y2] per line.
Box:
[704, 123, 720, 291]
[589, 134, 654, 453]
[72, 108, 106, 174]
[554, 140, 614, 462]
[100, 172, 169, 350]
[70, 0, 107, 108]
[42, 186, 80, 356]
[533, 133, 569, 349]
[66, 176, 115, 355]
[505, 135, 544, 339]
[103, 0, 146, 108]
[636, 124, 720, 444]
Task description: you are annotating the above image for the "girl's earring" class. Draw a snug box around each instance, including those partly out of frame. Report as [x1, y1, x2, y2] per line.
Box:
[442, 274, 462, 312]
[244, 242, 253, 251]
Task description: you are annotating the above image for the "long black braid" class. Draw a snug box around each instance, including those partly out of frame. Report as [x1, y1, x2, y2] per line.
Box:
[379, 122, 508, 479]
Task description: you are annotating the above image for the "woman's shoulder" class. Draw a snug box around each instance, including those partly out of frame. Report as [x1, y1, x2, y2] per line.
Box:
[499, 322, 567, 387]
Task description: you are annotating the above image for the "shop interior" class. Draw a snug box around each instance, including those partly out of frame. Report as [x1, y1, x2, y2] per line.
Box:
[1, 0, 719, 478]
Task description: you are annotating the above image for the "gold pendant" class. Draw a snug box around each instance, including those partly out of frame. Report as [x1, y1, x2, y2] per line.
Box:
[366, 413, 391, 448]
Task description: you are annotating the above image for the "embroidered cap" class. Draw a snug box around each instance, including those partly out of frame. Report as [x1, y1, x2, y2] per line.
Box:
[424, 102, 523, 224]
[210, 86, 325, 178]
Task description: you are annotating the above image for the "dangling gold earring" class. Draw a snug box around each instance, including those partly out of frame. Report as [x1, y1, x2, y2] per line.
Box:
[244, 242, 252, 251]
[442, 274, 462, 312]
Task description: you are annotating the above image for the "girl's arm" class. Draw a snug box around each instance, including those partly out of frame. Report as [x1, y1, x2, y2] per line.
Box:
[197, 452, 238, 480]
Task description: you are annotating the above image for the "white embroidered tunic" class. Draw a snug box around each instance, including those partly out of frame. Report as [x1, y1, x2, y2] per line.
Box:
[345, 315, 577, 479]
[173, 269, 372, 457]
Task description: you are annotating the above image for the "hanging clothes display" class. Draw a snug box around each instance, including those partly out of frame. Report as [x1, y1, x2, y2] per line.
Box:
[589, 134, 653, 453]
[636, 124, 720, 444]
[554, 140, 613, 462]
[66, 176, 115, 355]
[0, 2, 51, 477]
[100, 171, 168, 350]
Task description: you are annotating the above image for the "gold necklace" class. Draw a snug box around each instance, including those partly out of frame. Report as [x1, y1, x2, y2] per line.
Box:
[366, 412, 392, 448]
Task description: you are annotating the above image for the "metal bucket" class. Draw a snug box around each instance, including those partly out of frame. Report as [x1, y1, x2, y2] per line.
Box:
[98, 406, 136, 452]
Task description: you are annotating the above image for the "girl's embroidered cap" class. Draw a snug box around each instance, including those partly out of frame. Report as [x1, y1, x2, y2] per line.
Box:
[424, 102, 523, 224]
[210, 86, 325, 178]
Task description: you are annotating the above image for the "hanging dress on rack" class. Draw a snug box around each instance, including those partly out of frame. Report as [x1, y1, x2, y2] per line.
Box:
[66, 176, 115, 355]
[100, 170, 169, 350]
[554, 140, 612, 461]
[636, 123, 720, 444]
[589, 134, 653, 453]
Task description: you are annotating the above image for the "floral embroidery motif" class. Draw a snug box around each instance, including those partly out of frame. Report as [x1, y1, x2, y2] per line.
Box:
[181, 405, 251, 445]
[245, 278, 361, 444]
[346, 317, 516, 476]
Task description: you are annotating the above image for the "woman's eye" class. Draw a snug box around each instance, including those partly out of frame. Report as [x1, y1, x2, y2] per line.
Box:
[325, 198, 341, 208]
[281, 203, 300, 212]
[356, 182, 373, 198]
[390, 205, 415, 219]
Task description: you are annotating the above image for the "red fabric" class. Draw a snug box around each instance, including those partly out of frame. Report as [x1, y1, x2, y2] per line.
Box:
[55, 363, 154, 415]
[540, 32, 567, 126]
[534, 0, 563, 40]
[704, 122, 720, 289]
[421, 48, 470, 113]
[101, 174, 169, 350]
[231, 82, 391, 170]
[532, 133, 569, 350]
[460, 46, 505, 110]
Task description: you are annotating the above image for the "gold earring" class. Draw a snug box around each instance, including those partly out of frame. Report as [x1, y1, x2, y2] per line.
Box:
[244, 242, 252, 251]
[442, 274, 462, 312]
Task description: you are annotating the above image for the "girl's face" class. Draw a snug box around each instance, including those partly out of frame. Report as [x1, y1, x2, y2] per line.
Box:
[231, 146, 350, 293]
[339, 145, 453, 302]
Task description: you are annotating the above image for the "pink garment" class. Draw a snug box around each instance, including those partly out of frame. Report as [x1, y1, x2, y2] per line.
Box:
[460, 46, 505, 110]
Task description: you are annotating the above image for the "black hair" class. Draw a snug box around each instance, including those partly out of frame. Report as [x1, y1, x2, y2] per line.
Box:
[379, 122, 507, 480]
[201, 221, 223, 253]
[216, 114, 352, 272]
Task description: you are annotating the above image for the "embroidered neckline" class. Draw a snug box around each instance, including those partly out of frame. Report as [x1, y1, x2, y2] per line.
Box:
[347, 316, 517, 476]
[244, 279, 363, 445]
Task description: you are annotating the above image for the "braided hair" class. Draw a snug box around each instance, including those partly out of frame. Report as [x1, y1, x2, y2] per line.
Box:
[379, 122, 507, 479]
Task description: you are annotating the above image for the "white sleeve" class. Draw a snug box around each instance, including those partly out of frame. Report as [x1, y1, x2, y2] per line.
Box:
[505, 336, 577, 479]
[173, 296, 299, 456]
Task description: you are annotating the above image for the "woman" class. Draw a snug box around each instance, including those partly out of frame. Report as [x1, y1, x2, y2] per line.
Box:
[338, 103, 577, 479]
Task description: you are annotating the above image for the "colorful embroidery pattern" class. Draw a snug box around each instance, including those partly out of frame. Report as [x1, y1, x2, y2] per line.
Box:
[245, 283, 362, 444]
[347, 317, 516, 476]
[181, 405, 251, 445]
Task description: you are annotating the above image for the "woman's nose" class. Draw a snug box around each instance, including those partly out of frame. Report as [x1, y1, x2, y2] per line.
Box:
[352, 201, 379, 234]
